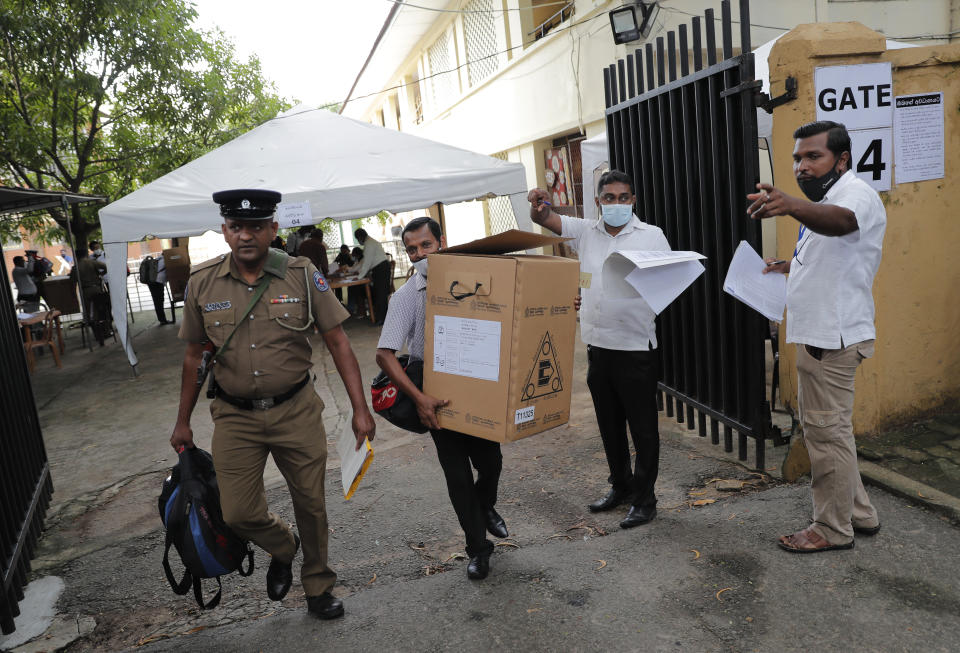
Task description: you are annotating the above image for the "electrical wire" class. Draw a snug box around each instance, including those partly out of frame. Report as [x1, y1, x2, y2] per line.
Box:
[383, 0, 574, 13]
[302, 10, 608, 115]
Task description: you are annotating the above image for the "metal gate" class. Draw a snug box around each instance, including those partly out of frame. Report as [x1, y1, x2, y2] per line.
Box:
[603, 0, 782, 468]
[1, 253, 54, 635]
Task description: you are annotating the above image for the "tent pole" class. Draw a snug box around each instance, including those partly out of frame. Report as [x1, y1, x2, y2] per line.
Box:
[61, 196, 93, 352]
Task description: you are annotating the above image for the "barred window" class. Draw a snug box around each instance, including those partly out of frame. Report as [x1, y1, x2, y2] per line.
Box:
[463, 0, 500, 87]
[485, 151, 517, 235]
[427, 29, 456, 111]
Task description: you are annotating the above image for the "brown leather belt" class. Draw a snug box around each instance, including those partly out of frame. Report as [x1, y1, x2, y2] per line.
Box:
[216, 375, 310, 410]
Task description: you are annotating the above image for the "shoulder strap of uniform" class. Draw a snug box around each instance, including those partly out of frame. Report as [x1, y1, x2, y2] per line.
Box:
[264, 248, 291, 278]
[190, 254, 226, 276]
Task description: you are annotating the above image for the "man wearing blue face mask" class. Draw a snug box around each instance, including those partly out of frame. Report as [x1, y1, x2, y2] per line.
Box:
[528, 170, 671, 529]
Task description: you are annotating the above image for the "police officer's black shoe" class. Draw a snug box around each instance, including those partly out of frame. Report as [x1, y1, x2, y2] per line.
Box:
[485, 508, 508, 538]
[588, 488, 629, 513]
[266, 533, 300, 601]
[306, 592, 344, 620]
[467, 553, 491, 580]
[620, 505, 656, 529]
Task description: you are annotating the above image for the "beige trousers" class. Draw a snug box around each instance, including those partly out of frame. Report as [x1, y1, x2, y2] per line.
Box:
[797, 340, 880, 545]
[211, 385, 335, 596]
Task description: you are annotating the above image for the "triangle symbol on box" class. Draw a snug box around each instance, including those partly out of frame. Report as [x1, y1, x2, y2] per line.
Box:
[521, 331, 564, 401]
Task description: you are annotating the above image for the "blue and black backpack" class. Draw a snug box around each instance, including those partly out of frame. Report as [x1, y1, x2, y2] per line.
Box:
[158, 447, 254, 609]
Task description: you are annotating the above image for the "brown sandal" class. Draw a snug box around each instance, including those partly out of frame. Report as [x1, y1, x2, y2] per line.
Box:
[777, 527, 855, 553]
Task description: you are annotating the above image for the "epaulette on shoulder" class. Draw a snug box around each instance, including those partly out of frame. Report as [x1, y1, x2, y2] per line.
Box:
[190, 254, 226, 276]
[287, 255, 311, 268]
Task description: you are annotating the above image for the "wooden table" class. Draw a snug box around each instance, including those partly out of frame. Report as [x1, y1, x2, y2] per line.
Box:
[18, 310, 64, 370]
[328, 277, 375, 324]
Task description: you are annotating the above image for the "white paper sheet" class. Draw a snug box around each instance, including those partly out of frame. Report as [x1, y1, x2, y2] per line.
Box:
[602, 250, 706, 314]
[337, 429, 373, 500]
[276, 201, 314, 229]
[722, 240, 786, 323]
[894, 92, 944, 184]
[432, 315, 501, 381]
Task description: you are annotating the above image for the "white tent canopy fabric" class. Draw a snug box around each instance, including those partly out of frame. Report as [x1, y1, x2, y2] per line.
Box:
[99, 105, 531, 370]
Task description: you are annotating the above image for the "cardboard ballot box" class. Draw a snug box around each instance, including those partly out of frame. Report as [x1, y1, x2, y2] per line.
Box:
[424, 230, 579, 443]
[162, 246, 191, 302]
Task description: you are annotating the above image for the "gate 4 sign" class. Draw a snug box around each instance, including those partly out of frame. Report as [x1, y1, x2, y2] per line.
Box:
[815, 63, 893, 130]
[850, 128, 892, 192]
[815, 62, 893, 191]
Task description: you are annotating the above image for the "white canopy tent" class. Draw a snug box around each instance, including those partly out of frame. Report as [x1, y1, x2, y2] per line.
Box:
[99, 106, 531, 371]
[581, 36, 916, 188]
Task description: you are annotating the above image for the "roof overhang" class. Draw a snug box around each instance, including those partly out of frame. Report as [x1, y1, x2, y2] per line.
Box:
[0, 187, 107, 217]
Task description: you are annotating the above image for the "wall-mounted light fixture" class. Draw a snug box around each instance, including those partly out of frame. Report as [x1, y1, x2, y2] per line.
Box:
[608, 1, 660, 45]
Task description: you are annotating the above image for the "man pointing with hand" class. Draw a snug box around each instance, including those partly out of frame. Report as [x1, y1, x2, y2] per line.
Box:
[747, 121, 885, 554]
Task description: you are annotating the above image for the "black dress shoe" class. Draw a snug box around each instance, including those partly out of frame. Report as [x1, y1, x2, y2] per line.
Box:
[620, 505, 656, 529]
[266, 533, 300, 601]
[306, 592, 344, 619]
[588, 488, 629, 513]
[485, 508, 508, 538]
[467, 553, 490, 580]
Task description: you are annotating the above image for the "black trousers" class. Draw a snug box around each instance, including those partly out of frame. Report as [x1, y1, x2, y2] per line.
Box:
[147, 282, 171, 322]
[430, 429, 502, 557]
[586, 346, 660, 508]
[370, 260, 391, 323]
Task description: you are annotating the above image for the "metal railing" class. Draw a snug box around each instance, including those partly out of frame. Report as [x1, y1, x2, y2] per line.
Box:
[528, 1, 574, 41]
[1, 256, 54, 635]
[603, 0, 783, 468]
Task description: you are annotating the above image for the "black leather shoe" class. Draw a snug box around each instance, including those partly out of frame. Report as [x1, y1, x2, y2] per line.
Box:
[467, 553, 491, 580]
[306, 592, 344, 620]
[620, 505, 656, 529]
[588, 488, 629, 513]
[266, 533, 300, 601]
[485, 508, 508, 538]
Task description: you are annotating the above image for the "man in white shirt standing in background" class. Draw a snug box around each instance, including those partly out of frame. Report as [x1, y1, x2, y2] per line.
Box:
[748, 120, 884, 553]
[529, 170, 671, 529]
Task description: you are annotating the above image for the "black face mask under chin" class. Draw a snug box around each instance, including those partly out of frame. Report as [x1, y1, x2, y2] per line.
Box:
[798, 163, 843, 203]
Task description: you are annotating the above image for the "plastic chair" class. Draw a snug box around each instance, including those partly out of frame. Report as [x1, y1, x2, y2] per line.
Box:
[24, 311, 62, 372]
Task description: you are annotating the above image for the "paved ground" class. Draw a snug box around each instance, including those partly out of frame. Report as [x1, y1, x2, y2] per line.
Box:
[6, 311, 960, 652]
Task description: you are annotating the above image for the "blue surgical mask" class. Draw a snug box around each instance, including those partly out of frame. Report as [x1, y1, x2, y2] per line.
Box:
[600, 203, 632, 227]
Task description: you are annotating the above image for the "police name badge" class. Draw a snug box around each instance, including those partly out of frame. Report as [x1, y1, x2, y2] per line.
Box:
[313, 270, 329, 292]
[203, 300, 232, 312]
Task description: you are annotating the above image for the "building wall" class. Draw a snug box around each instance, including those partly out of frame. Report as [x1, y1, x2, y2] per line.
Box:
[768, 22, 960, 433]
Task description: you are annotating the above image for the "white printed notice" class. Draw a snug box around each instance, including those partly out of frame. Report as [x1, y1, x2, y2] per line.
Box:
[894, 92, 944, 184]
[433, 316, 502, 381]
[602, 250, 706, 314]
[276, 201, 313, 229]
[722, 240, 786, 323]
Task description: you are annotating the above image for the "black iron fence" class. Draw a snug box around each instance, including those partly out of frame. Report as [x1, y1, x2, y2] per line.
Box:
[1, 255, 54, 635]
[603, 0, 781, 468]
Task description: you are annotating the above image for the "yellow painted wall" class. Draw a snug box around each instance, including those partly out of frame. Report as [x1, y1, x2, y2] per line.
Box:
[769, 22, 960, 434]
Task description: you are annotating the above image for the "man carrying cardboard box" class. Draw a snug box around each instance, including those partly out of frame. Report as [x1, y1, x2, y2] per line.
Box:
[528, 170, 671, 529]
[375, 217, 507, 581]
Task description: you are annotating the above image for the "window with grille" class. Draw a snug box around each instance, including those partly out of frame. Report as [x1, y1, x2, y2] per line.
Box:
[427, 29, 456, 111]
[485, 151, 517, 235]
[463, 0, 499, 87]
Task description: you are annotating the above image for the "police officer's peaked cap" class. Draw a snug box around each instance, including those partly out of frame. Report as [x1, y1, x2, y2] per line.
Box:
[212, 189, 282, 220]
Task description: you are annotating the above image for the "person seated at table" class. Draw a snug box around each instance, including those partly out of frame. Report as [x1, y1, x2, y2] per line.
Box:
[344, 248, 368, 317]
[12, 256, 40, 308]
[329, 244, 354, 301]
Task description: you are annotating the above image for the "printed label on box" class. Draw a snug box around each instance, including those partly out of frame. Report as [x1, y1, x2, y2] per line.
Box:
[520, 332, 564, 401]
[433, 315, 501, 381]
[515, 406, 536, 425]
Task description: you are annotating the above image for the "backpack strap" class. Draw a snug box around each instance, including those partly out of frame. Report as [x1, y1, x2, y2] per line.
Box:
[193, 576, 223, 610]
[237, 544, 255, 577]
[162, 535, 193, 596]
[211, 273, 272, 364]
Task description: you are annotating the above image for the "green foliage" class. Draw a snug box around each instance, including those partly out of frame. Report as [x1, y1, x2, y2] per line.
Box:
[0, 0, 291, 250]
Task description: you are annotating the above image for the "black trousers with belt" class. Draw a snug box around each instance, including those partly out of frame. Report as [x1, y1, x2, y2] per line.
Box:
[430, 429, 502, 557]
[370, 260, 391, 323]
[586, 345, 660, 509]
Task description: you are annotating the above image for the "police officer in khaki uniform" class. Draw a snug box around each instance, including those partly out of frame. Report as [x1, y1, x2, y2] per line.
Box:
[171, 189, 375, 620]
